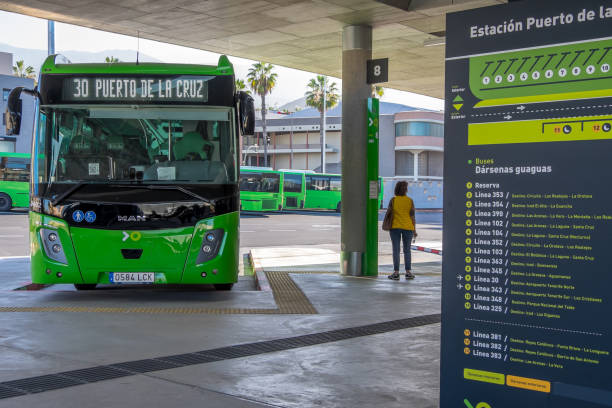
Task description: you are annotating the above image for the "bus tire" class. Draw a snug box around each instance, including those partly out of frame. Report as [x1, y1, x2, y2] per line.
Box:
[336, 201, 341, 213]
[214, 283, 233, 291]
[74, 284, 97, 290]
[0, 193, 12, 211]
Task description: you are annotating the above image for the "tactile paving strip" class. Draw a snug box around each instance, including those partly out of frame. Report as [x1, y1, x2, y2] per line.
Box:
[0, 313, 441, 400]
[0, 271, 317, 315]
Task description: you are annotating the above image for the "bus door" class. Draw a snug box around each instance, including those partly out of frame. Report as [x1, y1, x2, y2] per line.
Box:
[282, 172, 305, 209]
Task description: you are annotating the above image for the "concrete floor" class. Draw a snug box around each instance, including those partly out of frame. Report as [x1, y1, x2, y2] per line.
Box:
[0, 259, 441, 407]
[0, 210, 443, 407]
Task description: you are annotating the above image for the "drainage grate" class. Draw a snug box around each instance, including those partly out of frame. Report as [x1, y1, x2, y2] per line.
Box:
[2, 374, 84, 393]
[0, 385, 25, 399]
[0, 313, 440, 400]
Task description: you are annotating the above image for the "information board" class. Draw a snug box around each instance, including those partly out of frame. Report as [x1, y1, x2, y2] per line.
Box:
[442, 1, 612, 407]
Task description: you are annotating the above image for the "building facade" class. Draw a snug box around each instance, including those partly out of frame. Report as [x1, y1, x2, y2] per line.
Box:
[0, 52, 36, 154]
[245, 102, 444, 208]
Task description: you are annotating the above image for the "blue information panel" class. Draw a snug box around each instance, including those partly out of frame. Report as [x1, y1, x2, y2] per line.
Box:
[442, 1, 612, 407]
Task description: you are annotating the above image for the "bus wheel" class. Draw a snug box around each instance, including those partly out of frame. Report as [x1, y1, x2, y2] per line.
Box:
[336, 202, 341, 213]
[74, 284, 97, 290]
[0, 193, 12, 211]
[214, 283, 233, 291]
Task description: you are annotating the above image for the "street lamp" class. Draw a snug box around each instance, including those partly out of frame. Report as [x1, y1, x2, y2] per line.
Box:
[243, 144, 258, 166]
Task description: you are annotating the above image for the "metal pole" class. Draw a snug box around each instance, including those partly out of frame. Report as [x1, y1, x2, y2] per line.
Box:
[322, 76, 327, 173]
[47, 21, 55, 55]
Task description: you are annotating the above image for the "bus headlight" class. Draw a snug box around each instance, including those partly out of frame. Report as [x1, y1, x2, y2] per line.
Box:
[40, 229, 68, 264]
[196, 229, 224, 264]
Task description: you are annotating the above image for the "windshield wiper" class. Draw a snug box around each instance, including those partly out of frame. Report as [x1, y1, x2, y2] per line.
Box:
[110, 184, 212, 204]
[51, 183, 86, 206]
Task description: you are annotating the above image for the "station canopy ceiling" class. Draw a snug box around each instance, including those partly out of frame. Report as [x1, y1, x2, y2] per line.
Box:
[0, 0, 507, 99]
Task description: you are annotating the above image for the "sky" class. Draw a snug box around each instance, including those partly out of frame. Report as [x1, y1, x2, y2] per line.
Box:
[0, 10, 444, 111]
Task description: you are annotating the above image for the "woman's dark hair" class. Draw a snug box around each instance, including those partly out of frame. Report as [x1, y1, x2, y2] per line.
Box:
[394, 181, 408, 196]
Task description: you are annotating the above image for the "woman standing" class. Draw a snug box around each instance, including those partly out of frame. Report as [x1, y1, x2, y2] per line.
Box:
[388, 181, 417, 280]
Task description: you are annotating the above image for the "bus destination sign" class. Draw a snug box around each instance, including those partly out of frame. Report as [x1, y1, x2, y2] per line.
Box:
[61, 75, 211, 103]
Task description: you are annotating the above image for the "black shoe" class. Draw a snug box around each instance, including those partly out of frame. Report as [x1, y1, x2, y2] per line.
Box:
[388, 272, 400, 280]
[405, 271, 415, 280]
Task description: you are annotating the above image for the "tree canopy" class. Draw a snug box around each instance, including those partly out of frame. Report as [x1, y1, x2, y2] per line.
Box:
[305, 75, 339, 113]
[12, 60, 35, 78]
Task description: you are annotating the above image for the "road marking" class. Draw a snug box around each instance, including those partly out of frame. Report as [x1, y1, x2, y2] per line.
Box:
[0, 235, 26, 238]
[241, 230, 256, 233]
[269, 229, 297, 232]
[0, 256, 30, 260]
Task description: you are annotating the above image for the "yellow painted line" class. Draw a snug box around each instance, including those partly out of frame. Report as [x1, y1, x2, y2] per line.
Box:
[0, 272, 318, 315]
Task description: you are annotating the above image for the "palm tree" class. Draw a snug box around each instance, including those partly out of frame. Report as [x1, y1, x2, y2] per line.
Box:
[235, 79, 251, 95]
[247, 62, 277, 167]
[305, 75, 339, 172]
[12, 60, 35, 78]
[372, 85, 384, 99]
[105, 56, 120, 63]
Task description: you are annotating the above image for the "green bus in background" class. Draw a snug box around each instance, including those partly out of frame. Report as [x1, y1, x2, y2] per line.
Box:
[239, 167, 283, 211]
[0, 152, 31, 211]
[239, 169, 383, 213]
[5, 54, 255, 290]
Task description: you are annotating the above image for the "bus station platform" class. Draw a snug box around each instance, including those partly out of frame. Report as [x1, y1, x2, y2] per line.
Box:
[0, 249, 442, 408]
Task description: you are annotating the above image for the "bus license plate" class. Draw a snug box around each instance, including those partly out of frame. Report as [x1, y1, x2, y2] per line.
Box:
[110, 272, 154, 283]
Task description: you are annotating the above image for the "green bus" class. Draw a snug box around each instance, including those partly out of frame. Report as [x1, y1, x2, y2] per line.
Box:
[239, 167, 283, 211]
[0, 152, 31, 211]
[239, 169, 383, 213]
[5, 54, 255, 290]
[302, 173, 383, 212]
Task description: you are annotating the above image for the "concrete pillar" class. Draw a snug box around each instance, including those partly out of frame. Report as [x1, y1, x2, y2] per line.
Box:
[412, 150, 422, 181]
[340, 25, 372, 276]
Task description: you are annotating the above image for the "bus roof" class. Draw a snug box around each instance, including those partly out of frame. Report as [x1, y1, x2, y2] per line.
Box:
[240, 167, 278, 173]
[40, 54, 234, 76]
[0, 152, 30, 158]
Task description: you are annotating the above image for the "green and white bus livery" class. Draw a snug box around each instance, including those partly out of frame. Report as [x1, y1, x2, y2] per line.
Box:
[5, 55, 255, 290]
[0, 152, 31, 211]
[239, 167, 283, 211]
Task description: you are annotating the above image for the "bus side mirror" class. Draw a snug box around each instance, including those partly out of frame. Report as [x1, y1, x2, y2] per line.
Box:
[238, 91, 255, 136]
[5, 87, 24, 136]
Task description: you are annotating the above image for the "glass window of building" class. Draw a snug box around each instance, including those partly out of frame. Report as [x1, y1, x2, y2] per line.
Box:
[395, 121, 443, 137]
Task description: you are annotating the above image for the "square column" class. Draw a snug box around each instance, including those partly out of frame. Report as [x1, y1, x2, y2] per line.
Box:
[340, 25, 372, 276]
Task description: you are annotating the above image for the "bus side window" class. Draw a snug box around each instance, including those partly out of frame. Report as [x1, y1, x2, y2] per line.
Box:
[330, 176, 341, 191]
[306, 175, 313, 190]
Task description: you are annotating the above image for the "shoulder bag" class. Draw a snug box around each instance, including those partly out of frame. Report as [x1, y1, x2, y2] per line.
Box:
[382, 197, 394, 231]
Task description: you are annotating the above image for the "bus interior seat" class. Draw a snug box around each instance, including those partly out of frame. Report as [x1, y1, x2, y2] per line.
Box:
[173, 131, 214, 161]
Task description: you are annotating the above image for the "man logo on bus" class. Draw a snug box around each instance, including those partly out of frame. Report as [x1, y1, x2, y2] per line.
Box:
[117, 215, 147, 222]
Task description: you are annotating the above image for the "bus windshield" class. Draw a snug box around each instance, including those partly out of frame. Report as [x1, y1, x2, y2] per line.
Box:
[36, 106, 237, 198]
[239, 172, 280, 193]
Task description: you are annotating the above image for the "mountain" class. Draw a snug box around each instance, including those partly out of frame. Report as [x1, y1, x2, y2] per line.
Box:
[0, 43, 161, 73]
